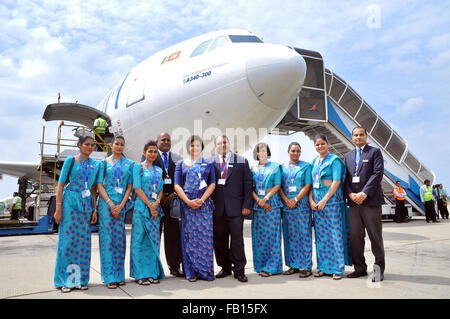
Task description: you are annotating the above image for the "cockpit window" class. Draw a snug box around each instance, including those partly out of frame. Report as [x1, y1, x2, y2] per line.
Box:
[190, 39, 213, 57]
[209, 36, 228, 52]
[228, 35, 263, 43]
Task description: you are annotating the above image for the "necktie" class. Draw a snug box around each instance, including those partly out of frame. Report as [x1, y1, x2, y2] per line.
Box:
[162, 152, 169, 174]
[221, 156, 227, 178]
[355, 148, 362, 168]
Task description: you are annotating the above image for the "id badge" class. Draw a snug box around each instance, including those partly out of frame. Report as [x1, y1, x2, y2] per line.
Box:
[218, 178, 226, 185]
[289, 186, 297, 193]
[313, 175, 320, 189]
[199, 180, 207, 189]
[82, 189, 91, 198]
[352, 176, 360, 183]
[164, 178, 172, 185]
[258, 189, 265, 196]
[151, 192, 158, 200]
[115, 187, 123, 194]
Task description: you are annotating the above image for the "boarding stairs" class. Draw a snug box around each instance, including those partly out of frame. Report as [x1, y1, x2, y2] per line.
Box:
[274, 47, 434, 216]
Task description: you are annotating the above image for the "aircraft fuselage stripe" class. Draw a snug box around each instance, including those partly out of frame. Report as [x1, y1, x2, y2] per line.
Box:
[114, 72, 130, 110]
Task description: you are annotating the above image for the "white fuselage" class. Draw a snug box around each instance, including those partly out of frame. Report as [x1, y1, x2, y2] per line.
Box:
[96, 30, 306, 161]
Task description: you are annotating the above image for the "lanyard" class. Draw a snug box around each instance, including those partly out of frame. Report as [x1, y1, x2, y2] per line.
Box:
[257, 163, 268, 189]
[288, 162, 300, 186]
[145, 161, 159, 192]
[112, 156, 123, 186]
[313, 153, 330, 180]
[188, 157, 203, 180]
[79, 156, 91, 189]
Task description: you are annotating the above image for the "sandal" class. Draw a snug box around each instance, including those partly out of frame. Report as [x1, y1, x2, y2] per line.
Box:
[136, 278, 150, 286]
[283, 268, 299, 275]
[148, 277, 160, 284]
[107, 283, 118, 289]
[332, 274, 343, 280]
[61, 286, 72, 293]
[117, 281, 126, 286]
[187, 277, 197, 282]
[259, 271, 273, 277]
[79, 285, 88, 290]
[299, 269, 312, 278]
[314, 270, 326, 277]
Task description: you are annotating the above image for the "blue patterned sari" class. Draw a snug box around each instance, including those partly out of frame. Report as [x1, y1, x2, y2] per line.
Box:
[281, 161, 313, 270]
[130, 163, 165, 281]
[54, 156, 100, 288]
[174, 158, 216, 281]
[250, 161, 283, 275]
[311, 154, 352, 276]
[97, 157, 134, 286]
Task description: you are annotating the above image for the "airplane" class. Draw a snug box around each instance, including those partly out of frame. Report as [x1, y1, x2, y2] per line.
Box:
[0, 29, 307, 187]
[0, 28, 435, 223]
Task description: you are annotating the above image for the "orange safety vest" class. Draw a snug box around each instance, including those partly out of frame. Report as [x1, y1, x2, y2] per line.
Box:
[393, 187, 405, 200]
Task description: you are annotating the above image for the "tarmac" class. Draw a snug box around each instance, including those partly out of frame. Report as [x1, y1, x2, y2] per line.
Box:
[1, 216, 450, 299]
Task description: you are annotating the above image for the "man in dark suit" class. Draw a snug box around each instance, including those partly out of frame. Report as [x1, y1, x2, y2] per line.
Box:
[210, 135, 253, 283]
[154, 132, 184, 277]
[344, 127, 385, 282]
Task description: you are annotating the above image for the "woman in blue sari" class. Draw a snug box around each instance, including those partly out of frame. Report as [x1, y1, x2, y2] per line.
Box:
[279, 142, 313, 278]
[130, 140, 165, 285]
[97, 136, 134, 289]
[309, 134, 352, 280]
[250, 142, 283, 277]
[174, 135, 216, 282]
[53, 135, 100, 293]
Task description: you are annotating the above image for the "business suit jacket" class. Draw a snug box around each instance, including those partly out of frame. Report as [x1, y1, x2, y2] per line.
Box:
[344, 144, 385, 207]
[153, 151, 183, 271]
[210, 153, 253, 217]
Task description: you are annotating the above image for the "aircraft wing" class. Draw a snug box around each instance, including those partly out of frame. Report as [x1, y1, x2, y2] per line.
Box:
[0, 161, 49, 184]
[0, 150, 107, 187]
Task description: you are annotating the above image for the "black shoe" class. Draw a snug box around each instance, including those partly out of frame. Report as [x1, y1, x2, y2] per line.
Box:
[170, 268, 185, 277]
[234, 274, 248, 283]
[187, 277, 197, 282]
[433, 220, 440, 223]
[215, 269, 232, 279]
[347, 271, 368, 278]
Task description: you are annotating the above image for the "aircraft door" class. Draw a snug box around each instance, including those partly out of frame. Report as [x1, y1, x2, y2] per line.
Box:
[126, 72, 146, 108]
[294, 48, 327, 122]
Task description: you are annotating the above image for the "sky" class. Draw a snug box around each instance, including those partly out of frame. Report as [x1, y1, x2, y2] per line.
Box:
[0, 0, 450, 199]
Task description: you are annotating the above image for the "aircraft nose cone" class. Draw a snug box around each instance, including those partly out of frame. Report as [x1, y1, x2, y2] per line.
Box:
[246, 45, 306, 109]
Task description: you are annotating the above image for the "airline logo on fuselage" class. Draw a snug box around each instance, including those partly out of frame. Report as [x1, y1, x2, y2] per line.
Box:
[161, 51, 181, 65]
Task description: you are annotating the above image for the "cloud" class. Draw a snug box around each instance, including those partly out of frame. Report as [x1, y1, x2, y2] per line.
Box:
[18, 58, 49, 79]
[431, 50, 450, 67]
[396, 97, 424, 114]
[429, 33, 450, 51]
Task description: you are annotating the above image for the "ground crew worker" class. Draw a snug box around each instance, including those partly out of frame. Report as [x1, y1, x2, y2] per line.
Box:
[433, 185, 441, 220]
[93, 116, 107, 151]
[437, 184, 449, 219]
[393, 181, 408, 223]
[10, 192, 22, 220]
[420, 180, 438, 223]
